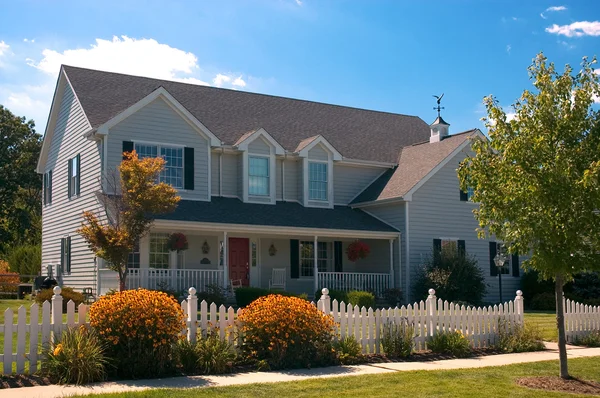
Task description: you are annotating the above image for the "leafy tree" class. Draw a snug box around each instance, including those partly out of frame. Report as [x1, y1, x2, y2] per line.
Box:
[78, 151, 180, 290]
[7, 244, 41, 276]
[458, 53, 600, 379]
[0, 105, 43, 254]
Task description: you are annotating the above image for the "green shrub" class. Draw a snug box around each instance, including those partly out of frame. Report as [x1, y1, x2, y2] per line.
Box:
[520, 270, 554, 304]
[174, 339, 199, 374]
[196, 284, 227, 307]
[428, 330, 472, 357]
[574, 330, 600, 347]
[235, 287, 270, 307]
[530, 292, 556, 311]
[314, 289, 348, 304]
[41, 326, 108, 385]
[7, 244, 41, 276]
[195, 333, 237, 374]
[383, 288, 403, 307]
[347, 290, 375, 308]
[497, 320, 545, 352]
[334, 336, 364, 365]
[565, 271, 600, 303]
[412, 247, 486, 305]
[381, 319, 415, 358]
[35, 287, 84, 312]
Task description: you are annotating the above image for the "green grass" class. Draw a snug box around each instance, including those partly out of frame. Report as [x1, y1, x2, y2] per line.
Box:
[75, 357, 600, 398]
[524, 311, 557, 341]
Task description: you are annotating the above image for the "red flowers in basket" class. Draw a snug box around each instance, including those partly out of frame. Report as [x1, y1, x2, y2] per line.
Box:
[167, 232, 188, 253]
[346, 240, 370, 262]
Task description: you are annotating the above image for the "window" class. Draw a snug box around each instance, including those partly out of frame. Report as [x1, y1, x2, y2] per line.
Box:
[43, 170, 52, 205]
[309, 162, 328, 201]
[68, 155, 80, 198]
[251, 242, 257, 267]
[461, 187, 475, 202]
[441, 239, 457, 255]
[219, 241, 224, 266]
[60, 236, 71, 274]
[134, 143, 183, 189]
[300, 241, 329, 277]
[149, 233, 170, 269]
[127, 240, 140, 269]
[248, 156, 269, 196]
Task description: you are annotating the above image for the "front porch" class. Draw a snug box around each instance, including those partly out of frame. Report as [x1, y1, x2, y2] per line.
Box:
[97, 222, 400, 298]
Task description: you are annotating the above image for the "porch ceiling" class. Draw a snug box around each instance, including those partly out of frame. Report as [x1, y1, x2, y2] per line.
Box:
[155, 197, 398, 235]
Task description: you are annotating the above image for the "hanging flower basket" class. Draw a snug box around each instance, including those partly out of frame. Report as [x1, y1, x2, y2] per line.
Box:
[346, 240, 370, 262]
[168, 232, 189, 253]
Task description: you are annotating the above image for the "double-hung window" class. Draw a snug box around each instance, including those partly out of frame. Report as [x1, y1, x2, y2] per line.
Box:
[441, 239, 458, 255]
[67, 155, 80, 198]
[60, 236, 71, 274]
[43, 170, 53, 205]
[149, 233, 170, 269]
[308, 162, 328, 201]
[127, 240, 140, 269]
[134, 143, 184, 189]
[248, 156, 269, 196]
[299, 241, 329, 277]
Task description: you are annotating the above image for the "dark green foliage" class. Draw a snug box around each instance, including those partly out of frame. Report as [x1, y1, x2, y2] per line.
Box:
[383, 288, 403, 307]
[427, 330, 472, 358]
[314, 289, 348, 303]
[520, 270, 554, 304]
[497, 320, 545, 353]
[574, 331, 600, 347]
[234, 287, 303, 307]
[35, 287, 84, 312]
[196, 284, 227, 307]
[381, 319, 414, 358]
[347, 290, 375, 308]
[530, 292, 556, 311]
[334, 336, 365, 365]
[565, 271, 600, 304]
[522, 270, 600, 308]
[412, 248, 486, 305]
[174, 339, 199, 374]
[7, 244, 41, 276]
[41, 326, 109, 385]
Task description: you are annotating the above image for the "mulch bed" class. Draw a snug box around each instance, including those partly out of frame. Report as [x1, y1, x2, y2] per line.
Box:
[516, 376, 600, 396]
[0, 374, 52, 389]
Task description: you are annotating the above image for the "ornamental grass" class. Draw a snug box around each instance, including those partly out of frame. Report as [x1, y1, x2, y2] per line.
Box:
[238, 294, 337, 369]
[89, 288, 185, 379]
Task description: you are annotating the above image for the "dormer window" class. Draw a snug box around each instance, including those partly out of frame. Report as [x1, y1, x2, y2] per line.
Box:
[308, 162, 328, 201]
[249, 156, 270, 196]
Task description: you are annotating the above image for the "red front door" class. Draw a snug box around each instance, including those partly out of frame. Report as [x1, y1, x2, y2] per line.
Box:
[229, 238, 250, 286]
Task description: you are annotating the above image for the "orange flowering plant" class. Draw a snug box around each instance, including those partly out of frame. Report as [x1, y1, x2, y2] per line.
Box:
[89, 289, 185, 378]
[238, 294, 337, 369]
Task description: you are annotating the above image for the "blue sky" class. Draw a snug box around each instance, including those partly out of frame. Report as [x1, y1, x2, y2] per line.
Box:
[0, 0, 598, 135]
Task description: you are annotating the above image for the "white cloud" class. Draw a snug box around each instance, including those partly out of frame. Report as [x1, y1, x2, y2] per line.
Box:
[295, 0, 303, 5]
[232, 76, 246, 87]
[505, 112, 517, 122]
[545, 21, 600, 37]
[546, 6, 567, 12]
[506, 44, 511, 54]
[213, 73, 231, 87]
[23, 38, 35, 43]
[0, 41, 10, 66]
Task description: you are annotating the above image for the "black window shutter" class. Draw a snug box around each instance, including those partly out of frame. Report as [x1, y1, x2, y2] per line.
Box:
[459, 190, 468, 201]
[48, 170, 52, 204]
[489, 242, 498, 276]
[433, 239, 442, 255]
[43, 173, 47, 205]
[290, 239, 300, 279]
[67, 159, 72, 198]
[66, 236, 72, 273]
[122, 141, 134, 160]
[184, 147, 194, 190]
[334, 241, 343, 272]
[60, 238, 65, 276]
[76, 154, 81, 196]
[457, 240, 466, 256]
[511, 253, 520, 277]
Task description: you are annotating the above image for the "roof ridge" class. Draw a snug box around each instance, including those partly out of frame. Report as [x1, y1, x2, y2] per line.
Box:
[61, 64, 426, 121]
[406, 129, 477, 147]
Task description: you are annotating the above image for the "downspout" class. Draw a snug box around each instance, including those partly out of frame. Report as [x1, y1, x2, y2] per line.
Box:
[282, 157, 285, 201]
[405, 202, 410, 302]
[219, 149, 223, 196]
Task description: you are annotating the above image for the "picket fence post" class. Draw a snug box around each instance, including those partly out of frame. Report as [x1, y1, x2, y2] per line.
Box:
[515, 290, 524, 325]
[51, 286, 63, 341]
[187, 287, 198, 343]
[427, 288, 437, 338]
[318, 288, 331, 315]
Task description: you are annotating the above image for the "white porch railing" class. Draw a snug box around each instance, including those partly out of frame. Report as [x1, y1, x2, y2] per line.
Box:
[98, 268, 224, 295]
[317, 272, 390, 297]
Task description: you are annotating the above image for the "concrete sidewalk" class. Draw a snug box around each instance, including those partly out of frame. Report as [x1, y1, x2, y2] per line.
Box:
[4, 343, 600, 398]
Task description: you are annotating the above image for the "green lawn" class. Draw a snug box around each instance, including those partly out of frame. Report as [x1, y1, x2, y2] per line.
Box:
[76, 357, 600, 398]
[524, 311, 557, 341]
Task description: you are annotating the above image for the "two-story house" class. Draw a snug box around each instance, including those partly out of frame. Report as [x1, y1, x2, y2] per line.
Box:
[37, 65, 521, 302]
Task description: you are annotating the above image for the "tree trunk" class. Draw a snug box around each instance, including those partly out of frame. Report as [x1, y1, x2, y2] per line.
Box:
[119, 266, 127, 292]
[555, 274, 569, 379]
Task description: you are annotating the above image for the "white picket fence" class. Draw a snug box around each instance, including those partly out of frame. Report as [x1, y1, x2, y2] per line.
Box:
[4, 286, 599, 375]
[564, 298, 600, 343]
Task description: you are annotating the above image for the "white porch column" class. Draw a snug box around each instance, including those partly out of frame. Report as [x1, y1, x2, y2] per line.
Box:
[313, 235, 319, 292]
[223, 231, 228, 289]
[389, 239, 395, 289]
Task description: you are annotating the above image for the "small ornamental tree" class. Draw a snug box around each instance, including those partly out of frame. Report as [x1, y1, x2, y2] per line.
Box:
[78, 151, 180, 290]
[458, 53, 600, 379]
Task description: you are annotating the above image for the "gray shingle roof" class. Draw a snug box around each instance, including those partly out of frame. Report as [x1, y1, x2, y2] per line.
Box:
[62, 65, 431, 163]
[351, 130, 477, 204]
[155, 197, 398, 232]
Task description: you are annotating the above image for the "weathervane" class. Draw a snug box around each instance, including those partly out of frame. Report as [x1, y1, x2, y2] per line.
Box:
[433, 93, 445, 117]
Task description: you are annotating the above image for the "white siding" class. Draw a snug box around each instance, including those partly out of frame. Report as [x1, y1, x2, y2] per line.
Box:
[408, 149, 519, 303]
[276, 159, 283, 201]
[41, 80, 99, 292]
[308, 144, 329, 161]
[334, 164, 385, 205]
[283, 159, 300, 202]
[106, 98, 210, 201]
[211, 151, 219, 195]
[247, 137, 271, 155]
[221, 153, 239, 198]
